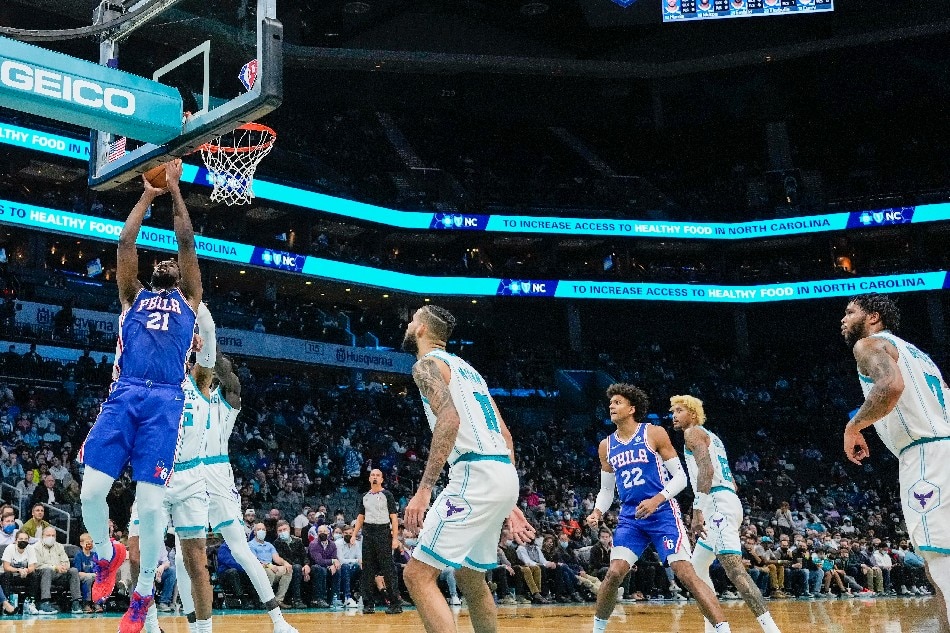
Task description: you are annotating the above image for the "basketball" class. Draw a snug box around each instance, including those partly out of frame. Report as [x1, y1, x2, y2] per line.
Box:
[144, 163, 169, 189]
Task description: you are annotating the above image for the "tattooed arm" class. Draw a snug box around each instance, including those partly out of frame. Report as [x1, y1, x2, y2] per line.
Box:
[683, 427, 713, 539]
[683, 427, 713, 495]
[404, 356, 461, 532]
[848, 337, 904, 431]
[844, 336, 904, 465]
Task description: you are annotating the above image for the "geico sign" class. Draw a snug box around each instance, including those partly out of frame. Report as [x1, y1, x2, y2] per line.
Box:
[1, 61, 136, 116]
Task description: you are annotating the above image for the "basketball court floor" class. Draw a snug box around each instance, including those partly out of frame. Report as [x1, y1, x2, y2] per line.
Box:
[2, 597, 942, 633]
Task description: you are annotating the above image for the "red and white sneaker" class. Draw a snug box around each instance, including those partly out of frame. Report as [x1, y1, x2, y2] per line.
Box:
[119, 591, 154, 633]
[92, 540, 128, 604]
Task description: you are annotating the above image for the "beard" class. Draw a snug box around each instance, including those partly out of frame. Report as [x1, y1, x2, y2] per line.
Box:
[151, 271, 177, 290]
[842, 323, 865, 348]
[401, 330, 419, 354]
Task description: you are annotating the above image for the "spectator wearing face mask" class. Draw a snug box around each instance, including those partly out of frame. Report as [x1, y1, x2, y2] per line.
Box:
[336, 526, 362, 608]
[249, 522, 294, 608]
[34, 526, 83, 614]
[2, 530, 42, 613]
[0, 512, 17, 548]
[307, 525, 340, 608]
[273, 520, 308, 609]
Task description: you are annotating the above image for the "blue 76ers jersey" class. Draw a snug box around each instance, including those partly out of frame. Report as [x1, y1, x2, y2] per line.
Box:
[607, 424, 668, 523]
[116, 288, 196, 385]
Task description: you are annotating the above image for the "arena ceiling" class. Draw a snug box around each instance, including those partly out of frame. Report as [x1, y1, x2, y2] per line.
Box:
[3, 0, 949, 79]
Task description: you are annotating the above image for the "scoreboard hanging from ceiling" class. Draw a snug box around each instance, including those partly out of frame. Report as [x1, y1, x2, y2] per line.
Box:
[662, 0, 832, 22]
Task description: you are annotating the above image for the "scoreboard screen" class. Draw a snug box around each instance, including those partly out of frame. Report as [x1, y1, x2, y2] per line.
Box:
[662, 0, 832, 22]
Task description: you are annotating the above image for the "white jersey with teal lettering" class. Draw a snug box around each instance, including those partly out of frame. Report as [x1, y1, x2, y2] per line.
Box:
[860, 332, 950, 457]
[175, 375, 211, 467]
[419, 350, 508, 465]
[684, 427, 737, 496]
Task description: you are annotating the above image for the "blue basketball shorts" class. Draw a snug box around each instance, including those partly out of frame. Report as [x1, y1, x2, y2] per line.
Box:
[612, 501, 691, 565]
[79, 378, 184, 486]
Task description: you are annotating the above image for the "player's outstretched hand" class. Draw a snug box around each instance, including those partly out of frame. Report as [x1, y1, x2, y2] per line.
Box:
[844, 426, 869, 465]
[507, 507, 536, 545]
[142, 173, 169, 197]
[404, 488, 432, 533]
[585, 509, 602, 529]
[164, 158, 184, 191]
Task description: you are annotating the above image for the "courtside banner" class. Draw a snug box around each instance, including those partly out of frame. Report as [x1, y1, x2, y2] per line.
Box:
[2, 120, 949, 240]
[1, 200, 947, 303]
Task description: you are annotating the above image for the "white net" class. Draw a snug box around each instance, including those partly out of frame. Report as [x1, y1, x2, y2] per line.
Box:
[199, 123, 276, 206]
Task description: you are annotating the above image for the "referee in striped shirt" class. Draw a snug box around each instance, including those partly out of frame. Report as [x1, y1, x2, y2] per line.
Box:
[353, 468, 403, 614]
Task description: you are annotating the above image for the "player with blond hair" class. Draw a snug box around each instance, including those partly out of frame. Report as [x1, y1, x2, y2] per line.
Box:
[670, 395, 781, 633]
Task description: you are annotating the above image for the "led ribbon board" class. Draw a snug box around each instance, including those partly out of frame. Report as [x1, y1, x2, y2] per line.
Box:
[662, 0, 832, 22]
[0, 38, 182, 145]
[2, 121, 949, 240]
[2, 199, 947, 303]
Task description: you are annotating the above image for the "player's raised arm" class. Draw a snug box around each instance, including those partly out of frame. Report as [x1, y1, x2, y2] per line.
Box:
[404, 356, 461, 532]
[165, 160, 202, 307]
[214, 352, 242, 410]
[116, 179, 162, 308]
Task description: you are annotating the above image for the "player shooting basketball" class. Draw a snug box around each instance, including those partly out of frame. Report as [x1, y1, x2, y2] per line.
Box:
[78, 159, 203, 633]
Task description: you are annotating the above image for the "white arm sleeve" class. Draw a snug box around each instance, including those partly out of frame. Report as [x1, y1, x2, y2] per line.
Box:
[195, 302, 216, 369]
[594, 471, 615, 513]
[660, 457, 688, 500]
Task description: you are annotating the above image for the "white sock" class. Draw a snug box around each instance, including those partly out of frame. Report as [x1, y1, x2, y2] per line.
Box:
[268, 607, 285, 624]
[705, 618, 716, 633]
[715, 622, 732, 633]
[188, 623, 198, 633]
[144, 603, 160, 633]
[196, 618, 212, 633]
[80, 467, 116, 561]
[757, 612, 780, 633]
[593, 616, 609, 633]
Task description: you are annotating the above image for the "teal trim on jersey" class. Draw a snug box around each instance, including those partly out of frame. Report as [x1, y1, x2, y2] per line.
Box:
[858, 373, 874, 384]
[919, 545, 950, 555]
[175, 456, 203, 471]
[697, 540, 714, 552]
[453, 453, 511, 465]
[684, 449, 693, 455]
[211, 519, 236, 532]
[175, 525, 207, 533]
[421, 395, 430, 405]
[899, 436, 950, 457]
[871, 333, 899, 351]
[463, 557, 498, 570]
[719, 550, 742, 556]
[202, 455, 231, 466]
[710, 486, 737, 496]
[419, 544, 462, 569]
[132, 519, 140, 525]
[189, 375, 212, 403]
[215, 386, 236, 411]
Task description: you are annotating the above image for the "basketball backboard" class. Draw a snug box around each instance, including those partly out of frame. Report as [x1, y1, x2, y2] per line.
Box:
[87, 0, 283, 190]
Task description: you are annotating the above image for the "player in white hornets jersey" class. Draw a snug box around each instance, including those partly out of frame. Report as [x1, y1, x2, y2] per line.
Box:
[842, 293, 950, 627]
[671, 395, 781, 633]
[400, 305, 535, 633]
[166, 351, 297, 633]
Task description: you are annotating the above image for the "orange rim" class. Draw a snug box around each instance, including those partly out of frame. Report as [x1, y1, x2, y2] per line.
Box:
[198, 122, 276, 154]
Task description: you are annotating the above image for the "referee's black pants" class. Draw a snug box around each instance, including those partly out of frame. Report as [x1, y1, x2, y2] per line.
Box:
[362, 525, 400, 607]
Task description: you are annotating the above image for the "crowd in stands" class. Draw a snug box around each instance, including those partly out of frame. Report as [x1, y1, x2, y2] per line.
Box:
[0, 320, 937, 614]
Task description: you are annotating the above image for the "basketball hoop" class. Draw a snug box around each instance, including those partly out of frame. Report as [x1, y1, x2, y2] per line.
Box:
[198, 122, 276, 206]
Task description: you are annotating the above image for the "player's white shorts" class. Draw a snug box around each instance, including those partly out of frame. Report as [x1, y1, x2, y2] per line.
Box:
[695, 488, 743, 557]
[164, 463, 210, 540]
[413, 456, 518, 572]
[205, 463, 243, 533]
[899, 439, 950, 558]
